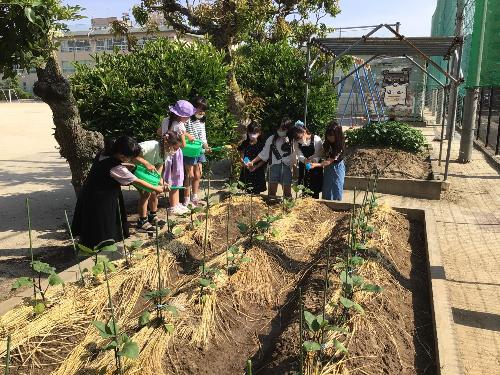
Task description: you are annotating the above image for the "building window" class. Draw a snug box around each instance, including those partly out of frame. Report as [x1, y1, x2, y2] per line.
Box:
[61, 61, 76, 74]
[60, 39, 91, 52]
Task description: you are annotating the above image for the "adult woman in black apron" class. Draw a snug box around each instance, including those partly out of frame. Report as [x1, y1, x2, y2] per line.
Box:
[291, 124, 323, 198]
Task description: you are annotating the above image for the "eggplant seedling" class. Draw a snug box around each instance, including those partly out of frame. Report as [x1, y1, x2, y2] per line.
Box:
[92, 263, 138, 374]
[302, 310, 348, 355]
[237, 214, 280, 243]
[226, 246, 252, 275]
[183, 203, 204, 229]
[291, 184, 314, 200]
[64, 210, 85, 286]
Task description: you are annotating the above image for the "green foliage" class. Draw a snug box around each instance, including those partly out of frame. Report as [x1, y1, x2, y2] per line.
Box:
[0, 0, 84, 79]
[301, 310, 349, 354]
[236, 41, 337, 136]
[345, 121, 427, 153]
[92, 319, 139, 359]
[71, 39, 235, 146]
[227, 245, 252, 273]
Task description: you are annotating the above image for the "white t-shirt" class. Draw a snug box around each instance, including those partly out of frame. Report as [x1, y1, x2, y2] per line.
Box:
[161, 117, 186, 137]
[297, 135, 323, 163]
[139, 140, 164, 166]
[258, 135, 298, 167]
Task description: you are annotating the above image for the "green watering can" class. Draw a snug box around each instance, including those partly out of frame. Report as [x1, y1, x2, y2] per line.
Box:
[133, 164, 161, 193]
[182, 140, 204, 158]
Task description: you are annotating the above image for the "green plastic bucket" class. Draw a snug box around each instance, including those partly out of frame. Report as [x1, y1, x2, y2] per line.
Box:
[182, 140, 203, 158]
[133, 164, 161, 192]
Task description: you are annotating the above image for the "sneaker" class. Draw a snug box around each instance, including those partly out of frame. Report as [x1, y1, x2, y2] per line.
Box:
[168, 204, 189, 215]
[191, 197, 204, 206]
[137, 220, 155, 233]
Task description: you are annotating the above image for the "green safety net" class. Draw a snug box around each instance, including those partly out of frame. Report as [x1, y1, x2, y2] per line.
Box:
[466, 0, 500, 87]
[428, 0, 500, 90]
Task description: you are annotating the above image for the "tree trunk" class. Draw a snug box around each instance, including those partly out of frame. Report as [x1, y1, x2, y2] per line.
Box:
[33, 54, 103, 193]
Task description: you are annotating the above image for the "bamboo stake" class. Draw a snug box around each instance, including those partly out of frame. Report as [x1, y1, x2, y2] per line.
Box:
[64, 210, 85, 286]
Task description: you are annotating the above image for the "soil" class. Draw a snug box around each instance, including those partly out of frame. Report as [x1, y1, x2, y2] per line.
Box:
[2, 198, 436, 375]
[344, 146, 432, 180]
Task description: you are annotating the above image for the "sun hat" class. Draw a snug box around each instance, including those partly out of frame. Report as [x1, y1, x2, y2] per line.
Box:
[169, 100, 196, 117]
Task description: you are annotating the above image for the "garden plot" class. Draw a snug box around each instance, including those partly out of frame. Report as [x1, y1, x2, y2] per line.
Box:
[0, 195, 436, 375]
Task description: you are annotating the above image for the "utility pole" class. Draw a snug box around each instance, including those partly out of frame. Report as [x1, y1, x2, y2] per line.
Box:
[444, 0, 465, 180]
[459, 0, 488, 162]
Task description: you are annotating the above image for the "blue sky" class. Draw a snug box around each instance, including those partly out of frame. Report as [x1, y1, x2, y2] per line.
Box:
[64, 0, 437, 37]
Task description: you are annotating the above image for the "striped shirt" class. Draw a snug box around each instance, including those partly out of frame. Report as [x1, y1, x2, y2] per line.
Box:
[185, 119, 208, 146]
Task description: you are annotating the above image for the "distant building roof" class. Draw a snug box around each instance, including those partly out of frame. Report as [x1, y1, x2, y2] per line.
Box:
[60, 26, 179, 39]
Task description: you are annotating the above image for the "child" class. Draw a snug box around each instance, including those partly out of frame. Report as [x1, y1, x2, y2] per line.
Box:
[310, 122, 346, 201]
[237, 122, 267, 194]
[184, 96, 209, 206]
[134, 131, 182, 232]
[156, 100, 196, 215]
[290, 123, 323, 199]
[71, 136, 166, 248]
[246, 116, 296, 198]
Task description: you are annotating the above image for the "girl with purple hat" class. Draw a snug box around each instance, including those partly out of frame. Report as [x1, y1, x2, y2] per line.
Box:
[156, 100, 196, 215]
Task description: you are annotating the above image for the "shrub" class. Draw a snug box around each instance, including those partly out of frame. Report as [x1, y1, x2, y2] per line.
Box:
[236, 41, 337, 137]
[71, 39, 235, 146]
[345, 121, 426, 153]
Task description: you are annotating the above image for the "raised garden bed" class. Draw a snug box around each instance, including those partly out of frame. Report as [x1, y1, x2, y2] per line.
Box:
[344, 146, 444, 200]
[0, 196, 458, 374]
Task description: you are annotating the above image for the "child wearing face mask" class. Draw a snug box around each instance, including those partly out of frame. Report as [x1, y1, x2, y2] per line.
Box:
[156, 100, 196, 215]
[246, 116, 297, 198]
[290, 122, 324, 199]
[237, 122, 267, 194]
[309, 122, 346, 201]
[183, 96, 210, 206]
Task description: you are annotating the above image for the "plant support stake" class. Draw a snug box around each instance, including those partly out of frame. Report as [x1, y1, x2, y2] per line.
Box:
[155, 223, 163, 319]
[116, 198, 129, 265]
[4, 334, 11, 375]
[26, 198, 36, 300]
[64, 210, 85, 286]
[103, 263, 123, 375]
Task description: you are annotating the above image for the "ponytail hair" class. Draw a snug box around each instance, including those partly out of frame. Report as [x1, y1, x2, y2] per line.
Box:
[160, 131, 182, 157]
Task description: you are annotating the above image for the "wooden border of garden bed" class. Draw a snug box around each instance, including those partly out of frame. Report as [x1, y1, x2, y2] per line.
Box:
[0, 199, 462, 374]
[319, 200, 463, 375]
[344, 145, 444, 200]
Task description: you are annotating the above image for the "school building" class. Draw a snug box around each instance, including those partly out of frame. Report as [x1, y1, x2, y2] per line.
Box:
[15, 17, 198, 95]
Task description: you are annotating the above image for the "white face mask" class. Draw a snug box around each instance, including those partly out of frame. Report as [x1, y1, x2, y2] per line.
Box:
[248, 133, 259, 141]
[277, 130, 287, 137]
[195, 113, 205, 120]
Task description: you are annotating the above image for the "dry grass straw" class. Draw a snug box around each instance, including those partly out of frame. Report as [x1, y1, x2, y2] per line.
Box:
[318, 205, 415, 375]
[269, 198, 339, 262]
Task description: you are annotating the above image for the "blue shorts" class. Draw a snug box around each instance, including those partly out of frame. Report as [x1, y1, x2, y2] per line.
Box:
[268, 163, 292, 185]
[184, 154, 206, 165]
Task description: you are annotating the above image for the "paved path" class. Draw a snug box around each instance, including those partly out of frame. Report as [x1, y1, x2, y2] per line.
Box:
[343, 115, 500, 375]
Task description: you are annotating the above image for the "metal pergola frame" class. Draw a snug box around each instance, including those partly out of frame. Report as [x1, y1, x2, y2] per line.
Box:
[304, 23, 463, 181]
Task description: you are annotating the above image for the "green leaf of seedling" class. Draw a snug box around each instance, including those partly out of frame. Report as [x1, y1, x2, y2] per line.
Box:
[172, 227, 182, 235]
[48, 273, 64, 286]
[164, 323, 175, 334]
[97, 244, 118, 253]
[92, 262, 104, 276]
[163, 305, 178, 317]
[256, 220, 270, 230]
[271, 228, 279, 237]
[351, 275, 364, 287]
[145, 288, 170, 300]
[240, 257, 252, 263]
[92, 321, 113, 338]
[106, 320, 118, 336]
[326, 325, 349, 334]
[31, 261, 55, 275]
[227, 255, 235, 261]
[77, 243, 97, 256]
[33, 302, 45, 315]
[193, 219, 203, 227]
[12, 277, 34, 290]
[199, 278, 212, 287]
[365, 226, 375, 233]
[355, 243, 367, 252]
[303, 310, 316, 331]
[362, 284, 383, 293]
[340, 271, 353, 285]
[229, 246, 239, 254]
[333, 339, 348, 354]
[339, 297, 364, 314]
[237, 222, 249, 234]
[118, 341, 139, 359]
[303, 340, 321, 352]
[129, 240, 143, 251]
[209, 282, 217, 289]
[103, 340, 118, 351]
[350, 256, 365, 266]
[139, 311, 150, 327]
[255, 235, 265, 241]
